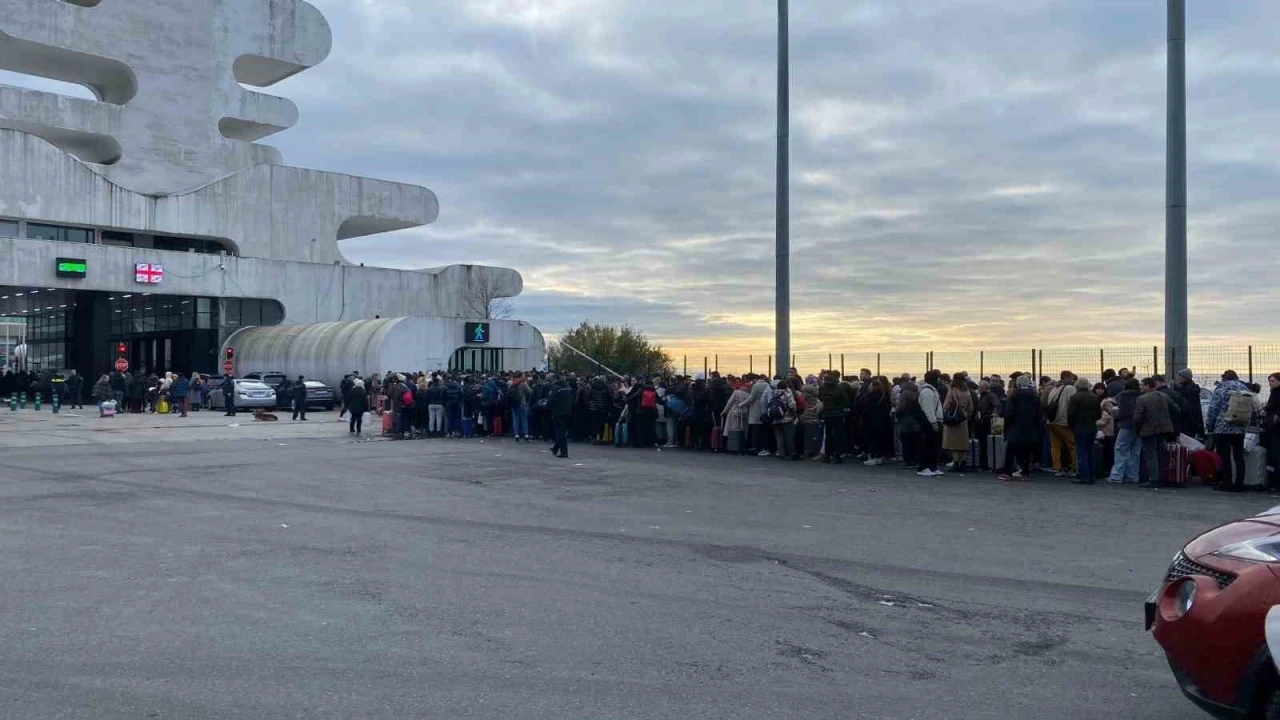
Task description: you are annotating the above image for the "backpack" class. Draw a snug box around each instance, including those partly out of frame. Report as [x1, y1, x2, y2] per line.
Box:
[400, 389, 414, 407]
[1226, 391, 1254, 426]
[506, 383, 523, 407]
[641, 389, 658, 411]
[765, 392, 786, 423]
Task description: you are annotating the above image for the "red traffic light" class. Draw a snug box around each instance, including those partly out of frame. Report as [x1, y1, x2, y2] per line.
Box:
[116, 343, 126, 354]
[225, 347, 234, 360]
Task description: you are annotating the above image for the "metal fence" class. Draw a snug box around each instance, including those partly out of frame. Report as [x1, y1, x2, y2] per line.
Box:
[672, 345, 1280, 388]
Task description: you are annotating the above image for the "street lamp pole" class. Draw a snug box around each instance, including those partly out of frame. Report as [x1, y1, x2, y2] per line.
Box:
[1165, 0, 1187, 373]
[775, 0, 791, 379]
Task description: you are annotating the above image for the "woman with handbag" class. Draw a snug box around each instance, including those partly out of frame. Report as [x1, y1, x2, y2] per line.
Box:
[942, 375, 973, 472]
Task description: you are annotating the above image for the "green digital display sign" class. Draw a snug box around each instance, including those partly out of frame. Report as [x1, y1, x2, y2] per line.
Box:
[56, 258, 87, 279]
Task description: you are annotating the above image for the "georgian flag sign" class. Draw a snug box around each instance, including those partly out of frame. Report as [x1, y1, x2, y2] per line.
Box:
[135, 263, 164, 284]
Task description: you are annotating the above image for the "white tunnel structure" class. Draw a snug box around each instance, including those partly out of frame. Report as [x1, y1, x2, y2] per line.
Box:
[222, 318, 547, 388]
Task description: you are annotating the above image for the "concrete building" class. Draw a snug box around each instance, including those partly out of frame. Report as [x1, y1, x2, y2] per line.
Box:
[0, 0, 544, 382]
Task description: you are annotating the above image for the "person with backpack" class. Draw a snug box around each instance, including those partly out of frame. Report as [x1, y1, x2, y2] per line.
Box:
[768, 380, 800, 461]
[1206, 370, 1258, 492]
[632, 377, 660, 448]
[1043, 371, 1078, 477]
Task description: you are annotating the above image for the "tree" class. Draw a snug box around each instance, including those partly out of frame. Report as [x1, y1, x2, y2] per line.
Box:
[465, 273, 514, 319]
[548, 321, 674, 377]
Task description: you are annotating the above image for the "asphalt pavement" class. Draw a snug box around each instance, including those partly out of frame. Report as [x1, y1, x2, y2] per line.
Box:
[0, 427, 1269, 719]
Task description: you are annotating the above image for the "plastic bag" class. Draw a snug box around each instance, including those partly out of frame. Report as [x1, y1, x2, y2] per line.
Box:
[1245, 432, 1261, 453]
[1177, 433, 1205, 453]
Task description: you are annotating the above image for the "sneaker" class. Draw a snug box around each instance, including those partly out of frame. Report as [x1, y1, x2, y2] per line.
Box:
[929, 469, 945, 477]
[863, 458, 879, 466]
[757, 450, 772, 457]
[998, 474, 1013, 481]
[916, 470, 934, 477]
[1012, 471, 1024, 478]
[1106, 477, 1124, 484]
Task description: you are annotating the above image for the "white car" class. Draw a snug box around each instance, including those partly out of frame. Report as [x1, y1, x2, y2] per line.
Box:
[208, 379, 277, 409]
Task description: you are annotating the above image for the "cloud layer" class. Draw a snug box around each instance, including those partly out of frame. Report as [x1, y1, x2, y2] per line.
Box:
[13, 1, 1280, 361]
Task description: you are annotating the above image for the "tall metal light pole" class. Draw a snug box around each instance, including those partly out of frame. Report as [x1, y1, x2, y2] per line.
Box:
[775, 0, 791, 378]
[1165, 0, 1187, 374]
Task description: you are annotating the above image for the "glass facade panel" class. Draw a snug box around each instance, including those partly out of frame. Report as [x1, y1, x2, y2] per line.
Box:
[28, 223, 92, 243]
[0, 220, 16, 238]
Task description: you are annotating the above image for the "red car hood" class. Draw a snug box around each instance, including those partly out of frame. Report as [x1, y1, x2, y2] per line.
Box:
[1186, 516, 1280, 561]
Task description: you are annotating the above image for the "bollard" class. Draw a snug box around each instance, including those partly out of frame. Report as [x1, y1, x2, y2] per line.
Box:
[8, 397, 15, 411]
[52, 396, 60, 414]
[18, 392, 25, 409]
[33, 395, 41, 411]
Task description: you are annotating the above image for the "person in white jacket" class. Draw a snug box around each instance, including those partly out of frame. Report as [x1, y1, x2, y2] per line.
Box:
[917, 371, 944, 476]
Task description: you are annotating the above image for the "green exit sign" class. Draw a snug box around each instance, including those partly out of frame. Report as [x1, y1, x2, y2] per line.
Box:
[56, 258, 87, 278]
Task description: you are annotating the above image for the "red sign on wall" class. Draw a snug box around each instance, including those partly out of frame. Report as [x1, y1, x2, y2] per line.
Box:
[134, 263, 164, 284]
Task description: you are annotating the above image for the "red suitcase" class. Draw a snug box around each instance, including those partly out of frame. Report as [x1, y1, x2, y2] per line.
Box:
[1164, 443, 1189, 486]
[382, 410, 394, 436]
[710, 425, 722, 451]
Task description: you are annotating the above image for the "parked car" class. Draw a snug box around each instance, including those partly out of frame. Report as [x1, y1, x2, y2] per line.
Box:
[1148, 505, 1280, 718]
[277, 380, 336, 411]
[206, 379, 277, 410]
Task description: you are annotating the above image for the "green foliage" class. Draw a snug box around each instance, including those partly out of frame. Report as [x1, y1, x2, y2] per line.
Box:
[548, 321, 674, 377]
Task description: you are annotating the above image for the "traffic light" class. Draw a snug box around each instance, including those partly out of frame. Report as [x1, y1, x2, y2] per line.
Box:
[225, 347, 234, 361]
[116, 343, 126, 354]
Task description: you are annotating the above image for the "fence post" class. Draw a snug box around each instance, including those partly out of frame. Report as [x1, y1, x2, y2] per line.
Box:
[768, 355, 773, 378]
[1153, 346, 1159, 376]
[876, 353, 881, 377]
[828, 353, 832, 372]
[1031, 349, 1036, 379]
[749, 355, 753, 374]
[715, 354, 719, 373]
[980, 351, 984, 378]
[704, 356, 709, 379]
[683, 356, 687, 377]
[1038, 349, 1043, 378]
[925, 352, 930, 373]
[1100, 349, 1105, 379]
[841, 353, 845, 377]
[791, 354, 796, 370]
[1249, 346, 1254, 385]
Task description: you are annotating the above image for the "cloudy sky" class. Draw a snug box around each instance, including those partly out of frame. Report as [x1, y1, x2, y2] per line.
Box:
[15, 1, 1280, 360]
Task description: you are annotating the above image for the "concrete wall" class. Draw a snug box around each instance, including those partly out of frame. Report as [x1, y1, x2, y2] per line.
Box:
[0, 237, 523, 327]
[0, 130, 437, 265]
[224, 318, 547, 388]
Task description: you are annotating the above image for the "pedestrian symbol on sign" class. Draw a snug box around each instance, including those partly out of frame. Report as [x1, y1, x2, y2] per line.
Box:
[465, 322, 490, 345]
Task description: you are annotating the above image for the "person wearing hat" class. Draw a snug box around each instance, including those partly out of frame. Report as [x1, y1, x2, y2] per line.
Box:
[1173, 369, 1204, 439]
[291, 374, 308, 421]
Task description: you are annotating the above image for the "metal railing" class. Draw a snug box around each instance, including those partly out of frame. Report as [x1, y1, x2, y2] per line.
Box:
[672, 345, 1279, 387]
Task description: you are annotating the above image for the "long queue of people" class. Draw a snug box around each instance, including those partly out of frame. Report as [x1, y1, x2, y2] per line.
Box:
[352, 365, 1280, 492]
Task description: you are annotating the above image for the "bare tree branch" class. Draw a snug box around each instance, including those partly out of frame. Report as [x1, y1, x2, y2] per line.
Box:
[465, 273, 515, 320]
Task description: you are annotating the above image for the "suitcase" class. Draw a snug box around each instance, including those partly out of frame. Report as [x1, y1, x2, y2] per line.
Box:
[803, 423, 824, 456]
[726, 429, 746, 454]
[100, 400, 117, 418]
[987, 435, 1006, 473]
[709, 425, 721, 451]
[1164, 442, 1190, 486]
[382, 411, 394, 435]
[967, 438, 980, 469]
[1245, 447, 1268, 488]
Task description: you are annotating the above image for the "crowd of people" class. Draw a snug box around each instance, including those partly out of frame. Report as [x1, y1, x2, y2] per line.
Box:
[334, 365, 1279, 491]
[7, 362, 1279, 492]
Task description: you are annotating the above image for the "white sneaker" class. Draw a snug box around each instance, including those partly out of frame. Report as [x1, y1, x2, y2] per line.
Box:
[863, 458, 879, 466]
[1012, 471, 1024, 478]
[916, 470, 933, 477]
[930, 469, 946, 477]
[757, 450, 772, 457]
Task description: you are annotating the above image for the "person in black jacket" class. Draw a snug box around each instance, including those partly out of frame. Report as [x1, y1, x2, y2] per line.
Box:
[338, 373, 355, 418]
[549, 376, 575, 458]
[291, 375, 308, 421]
[345, 378, 368, 435]
[1174, 369, 1205, 438]
[587, 377, 613, 444]
[219, 373, 236, 416]
[999, 376, 1044, 481]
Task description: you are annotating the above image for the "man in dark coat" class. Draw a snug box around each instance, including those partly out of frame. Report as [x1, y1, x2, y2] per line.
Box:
[219, 373, 236, 416]
[291, 375, 308, 421]
[66, 370, 84, 409]
[549, 376, 575, 458]
[345, 379, 369, 435]
[338, 373, 355, 418]
[1000, 376, 1044, 480]
[1174, 369, 1205, 439]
